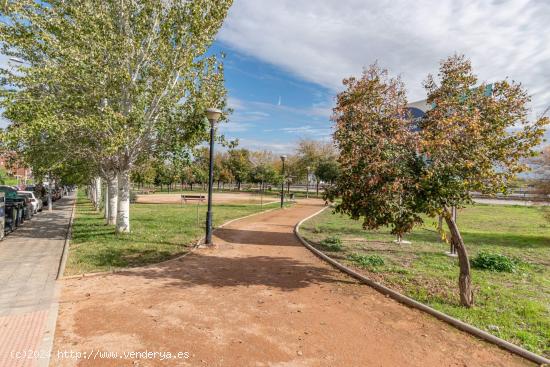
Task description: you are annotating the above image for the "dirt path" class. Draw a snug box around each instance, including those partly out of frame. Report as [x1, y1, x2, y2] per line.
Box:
[136, 192, 278, 205]
[52, 200, 531, 366]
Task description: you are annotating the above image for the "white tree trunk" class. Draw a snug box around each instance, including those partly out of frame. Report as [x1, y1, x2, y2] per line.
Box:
[108, 175, 118, 226]
[104, 183, 109, 221]
[48, 175, 53, 212]
[94, 177, 102, 211]
[116, 170, 130, 233]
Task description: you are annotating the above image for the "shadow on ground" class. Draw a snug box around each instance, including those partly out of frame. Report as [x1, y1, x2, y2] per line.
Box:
[111, 223, 353, 291]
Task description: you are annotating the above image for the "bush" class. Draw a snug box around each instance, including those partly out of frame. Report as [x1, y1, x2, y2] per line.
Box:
[471, 252, 517, 273]
[348, 253, 385, 268]
[319, 236, 342, 251]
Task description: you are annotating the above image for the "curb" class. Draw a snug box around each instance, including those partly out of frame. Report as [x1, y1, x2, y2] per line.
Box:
[62, 205, 281, 280]
[56, 192, 77, 280]
[294, 207, 550, 366]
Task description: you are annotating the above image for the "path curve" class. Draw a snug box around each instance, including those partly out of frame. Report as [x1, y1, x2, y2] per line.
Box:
[52, 200, 532, 366]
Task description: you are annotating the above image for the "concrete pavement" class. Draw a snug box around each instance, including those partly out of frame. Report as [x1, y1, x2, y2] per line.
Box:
[0, 193, 75, 367]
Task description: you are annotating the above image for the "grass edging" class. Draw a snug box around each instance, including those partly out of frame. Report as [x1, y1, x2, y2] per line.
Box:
[56, 192, 78, 280]
[62, 205, 281, 280]
[294, 206, 549, 366]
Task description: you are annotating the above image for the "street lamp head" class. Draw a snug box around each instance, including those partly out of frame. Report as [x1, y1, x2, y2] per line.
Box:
[280, 155, 287, 162]
[206, 108, 222, 123]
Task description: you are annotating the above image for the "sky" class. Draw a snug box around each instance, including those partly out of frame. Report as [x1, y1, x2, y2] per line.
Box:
[1, 0, 549, 153]
[215, 0, 550, 152]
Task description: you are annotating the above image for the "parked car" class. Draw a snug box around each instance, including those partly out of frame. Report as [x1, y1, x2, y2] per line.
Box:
[0, 186, 27, 230]
[18, 191, 42, 213]
[1, 186, 33, 220]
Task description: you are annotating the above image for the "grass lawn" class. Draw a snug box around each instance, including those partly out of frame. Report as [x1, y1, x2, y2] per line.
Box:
[66, 191, 281, 276]
[300, 204, 550, 357]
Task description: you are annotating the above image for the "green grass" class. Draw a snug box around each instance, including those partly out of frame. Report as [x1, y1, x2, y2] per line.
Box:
[66, 191, 280, 275]
[301, 204, 550, 357]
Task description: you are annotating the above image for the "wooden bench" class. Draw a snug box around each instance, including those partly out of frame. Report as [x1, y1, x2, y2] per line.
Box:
[136, 189, 155, 195]
[181, 194, 206, 204]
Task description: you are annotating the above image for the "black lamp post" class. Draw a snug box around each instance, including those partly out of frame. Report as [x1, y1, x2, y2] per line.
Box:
[280, 155, 287, 208]
[205, 108, 222, 245]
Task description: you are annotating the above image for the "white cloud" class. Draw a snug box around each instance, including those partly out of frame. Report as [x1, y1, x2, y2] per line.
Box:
[220, 0, 550, 114]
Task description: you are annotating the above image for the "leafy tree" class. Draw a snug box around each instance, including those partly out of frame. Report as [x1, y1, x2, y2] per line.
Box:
[328, 57, 548, 307]
[296, 139, 336, 195]
[131, 160, 156, 189]
[418, 55, 548, 306]
[0, 0, 232, 232]
[315, 158, 340, 185]
[250, 164, 279, 190]
[225, 149, 252, 190]
[327, 64, 423, 244]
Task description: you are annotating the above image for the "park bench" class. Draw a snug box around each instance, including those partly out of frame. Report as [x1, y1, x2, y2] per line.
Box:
[181, 194, 206, 204]
[140, 189, 155, 194]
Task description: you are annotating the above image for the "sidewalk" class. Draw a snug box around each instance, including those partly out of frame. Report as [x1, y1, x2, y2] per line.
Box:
[0, 193, 75, 367]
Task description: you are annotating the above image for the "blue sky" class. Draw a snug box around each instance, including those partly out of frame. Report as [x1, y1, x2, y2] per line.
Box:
[210, 42, 334, 153]
[215, 0, 550, 152]
[2, 0, 549, 153]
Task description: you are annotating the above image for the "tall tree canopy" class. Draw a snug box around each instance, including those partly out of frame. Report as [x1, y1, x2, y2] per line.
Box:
[0, 0, 233, 232]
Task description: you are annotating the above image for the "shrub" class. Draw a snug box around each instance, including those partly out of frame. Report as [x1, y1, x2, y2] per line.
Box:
[471, 252, 517, 273]
[319, 236, 342, 251]
[348, 253, 385, 268]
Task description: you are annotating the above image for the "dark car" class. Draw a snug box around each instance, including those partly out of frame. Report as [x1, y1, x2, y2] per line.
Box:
[0, 186, 27, 231]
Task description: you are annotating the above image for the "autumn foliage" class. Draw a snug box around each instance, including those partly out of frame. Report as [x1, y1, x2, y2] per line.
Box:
[328, 55, 548, 307]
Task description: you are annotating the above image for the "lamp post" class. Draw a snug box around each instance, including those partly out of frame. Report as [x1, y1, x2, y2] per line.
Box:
[280, 155, 287, 208]
[306, 166, 310, 199]
[205, 108, 222, 245]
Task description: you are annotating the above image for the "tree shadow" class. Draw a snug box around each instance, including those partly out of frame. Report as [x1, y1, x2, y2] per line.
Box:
[214, 227, 298, 246]
[3, 196, 74, 241]
[115, 251, 353, 292]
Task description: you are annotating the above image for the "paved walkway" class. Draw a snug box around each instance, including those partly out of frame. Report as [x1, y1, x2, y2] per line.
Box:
[52, 199, 531, 367]
[0, 193, 75, 367]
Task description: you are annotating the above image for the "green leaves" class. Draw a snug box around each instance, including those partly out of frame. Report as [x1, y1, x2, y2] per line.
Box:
[1, 0, 233, 183]
[329, 64, 423, 236]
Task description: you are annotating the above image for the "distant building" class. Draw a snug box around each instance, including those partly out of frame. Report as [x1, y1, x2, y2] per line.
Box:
[0, 152, 32, 186]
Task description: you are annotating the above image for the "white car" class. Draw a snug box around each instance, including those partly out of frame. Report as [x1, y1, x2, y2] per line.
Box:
[18, 191, 42, 214]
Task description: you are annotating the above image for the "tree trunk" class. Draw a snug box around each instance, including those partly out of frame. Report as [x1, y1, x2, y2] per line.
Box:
[116, 170, 130, 233]
[104, 183, 109, 221]
[48, 174, 53, 212]
[94, 177, 102, 211]
[316, 181, 319, 197]
[107, 175, 118, 225]
[443, 207, 473, 307]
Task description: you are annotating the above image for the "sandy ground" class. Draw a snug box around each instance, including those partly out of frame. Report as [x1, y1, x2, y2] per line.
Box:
[51, 200, 532, 367]
[136, 192, 278, 205]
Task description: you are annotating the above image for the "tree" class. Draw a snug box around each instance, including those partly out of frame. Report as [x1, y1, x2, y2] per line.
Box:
[1, 0, 232, 233]
[418, 55, 548, 306]
[327, 64, 424, 245]
[225, 149, 252, 190]
[295, 139, 336, 195]
[131, 160, 156, 189]
[315, 158, 340, 185]
[328, 57, 548, 307]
